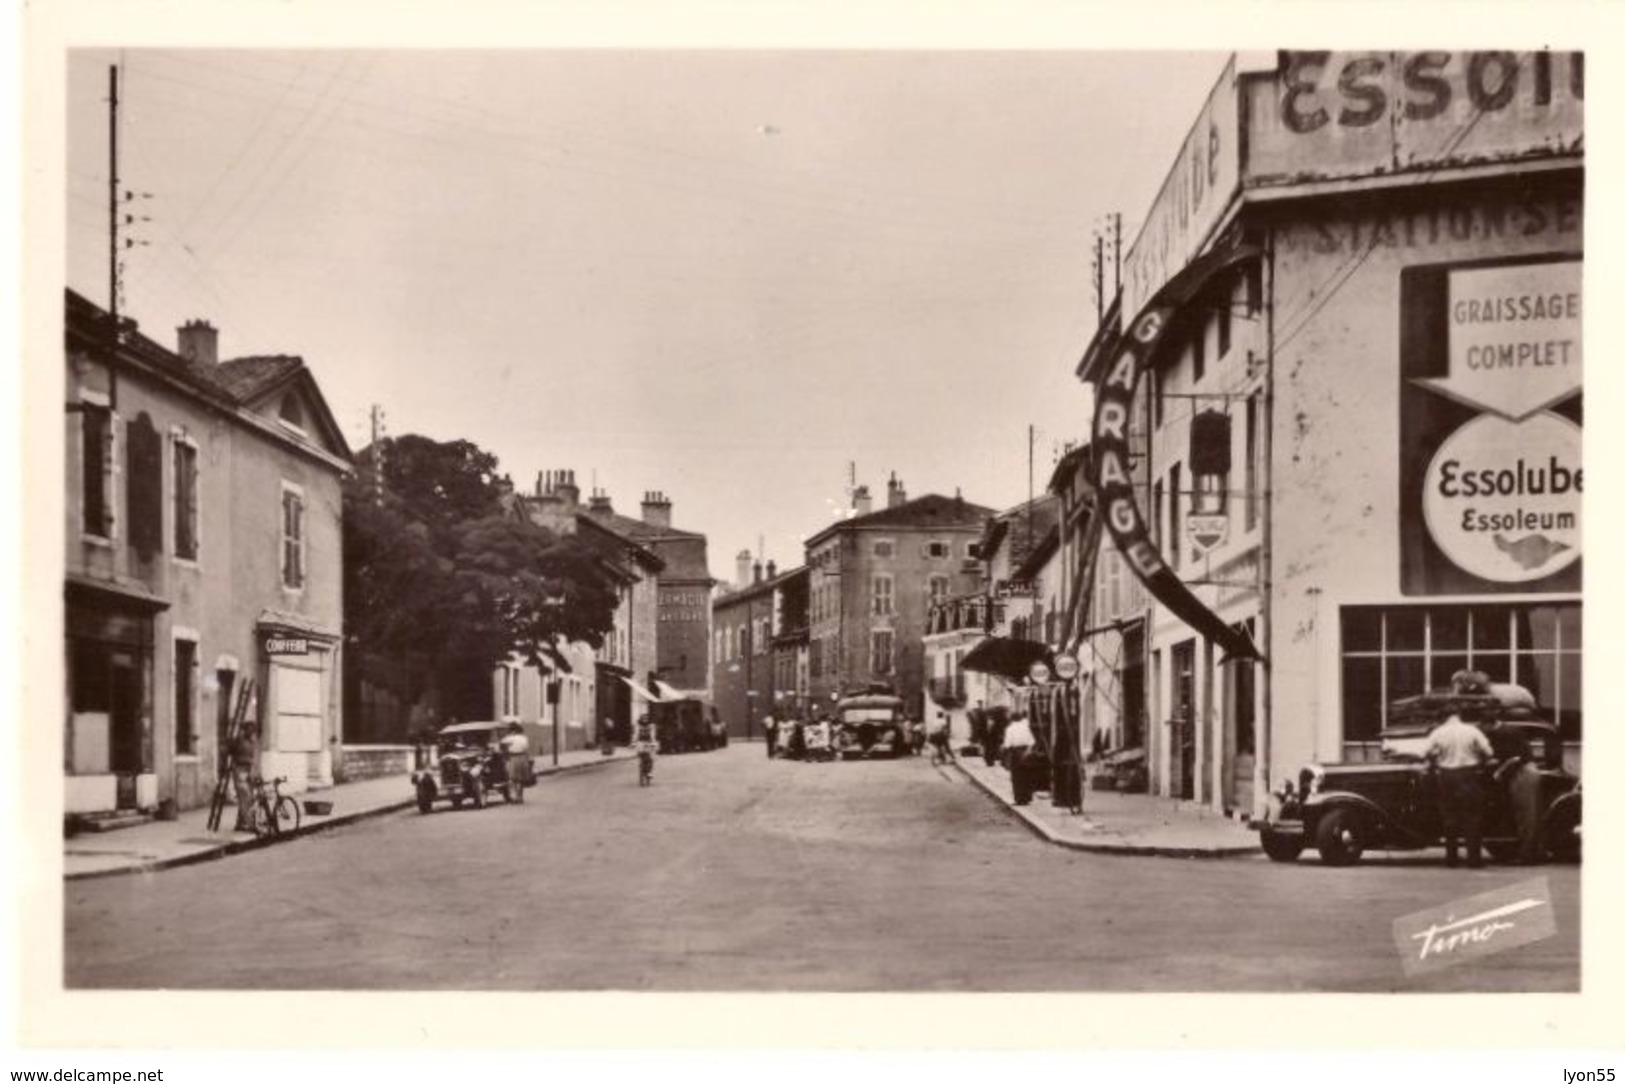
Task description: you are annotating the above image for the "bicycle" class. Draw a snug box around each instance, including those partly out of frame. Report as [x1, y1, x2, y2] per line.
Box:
[247, 775, 302, 837]
[637, 750, 654, 787]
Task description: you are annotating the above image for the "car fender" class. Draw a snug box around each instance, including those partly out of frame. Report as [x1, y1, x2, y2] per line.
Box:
[1303, 792, 1410, 840]
[1540, 786, 1581, 831]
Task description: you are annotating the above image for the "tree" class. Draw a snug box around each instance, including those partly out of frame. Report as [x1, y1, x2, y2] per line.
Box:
[344, 436, 618, 733]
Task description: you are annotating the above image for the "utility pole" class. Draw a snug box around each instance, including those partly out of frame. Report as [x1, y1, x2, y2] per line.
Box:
[107, 64, 121, 407]
[1092, 232, 1104, 322]
[1112, 212, 1122, 301]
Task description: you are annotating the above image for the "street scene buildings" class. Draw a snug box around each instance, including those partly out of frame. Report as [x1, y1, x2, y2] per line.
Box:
[45, 48, 1584, 998]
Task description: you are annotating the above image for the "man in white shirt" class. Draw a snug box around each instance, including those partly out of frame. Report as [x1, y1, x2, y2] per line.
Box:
[1425, 671, 1496, 868]
[1002, 713, 1039, 805]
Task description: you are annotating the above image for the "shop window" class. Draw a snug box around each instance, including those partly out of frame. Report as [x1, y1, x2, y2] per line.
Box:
[174, 637, 197, 755]
[173, 436, 199, 561]
[81, 401, 114, 539]
[1340, 604, 1582, 743]
[870, 629, 894, 676]
[281, 484, 306, 590]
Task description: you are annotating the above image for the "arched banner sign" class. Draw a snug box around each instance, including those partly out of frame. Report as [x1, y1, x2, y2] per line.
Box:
[1090, 242, 1263, 663]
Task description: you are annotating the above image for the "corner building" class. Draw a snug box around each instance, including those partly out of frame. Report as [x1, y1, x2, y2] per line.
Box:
[1076, 52, 1583, 817]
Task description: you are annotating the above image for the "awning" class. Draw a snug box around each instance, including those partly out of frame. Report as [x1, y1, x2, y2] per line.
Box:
[960, 637, 1052, 682]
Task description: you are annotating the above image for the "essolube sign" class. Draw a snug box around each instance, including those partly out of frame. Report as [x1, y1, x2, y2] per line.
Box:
[1424, 413, 1580, 583]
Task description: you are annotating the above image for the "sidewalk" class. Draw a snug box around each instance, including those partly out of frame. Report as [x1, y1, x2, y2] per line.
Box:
[952, 753, 1260, 858]
[64, 747, 637, 880]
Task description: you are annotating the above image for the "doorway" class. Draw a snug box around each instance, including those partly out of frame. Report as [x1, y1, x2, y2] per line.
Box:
[1172, 639, 1196, 800]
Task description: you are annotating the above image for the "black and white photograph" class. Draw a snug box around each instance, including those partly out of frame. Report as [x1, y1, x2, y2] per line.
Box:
[10, 0, 1625, 1066]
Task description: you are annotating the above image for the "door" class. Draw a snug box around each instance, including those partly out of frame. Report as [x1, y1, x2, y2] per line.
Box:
[1225, 620, 1258, 813]
[1121, 624, 1146, 750]
[1172, 639, 1196, 801]
[109, 651, 144, 810]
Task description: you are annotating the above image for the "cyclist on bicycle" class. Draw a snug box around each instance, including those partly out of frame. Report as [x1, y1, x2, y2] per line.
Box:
[633, 713, 657, 784]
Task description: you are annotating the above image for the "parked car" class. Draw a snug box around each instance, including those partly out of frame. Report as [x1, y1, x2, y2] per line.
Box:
[1255, 689, 1580, 866]
[412, 721, 525, 813]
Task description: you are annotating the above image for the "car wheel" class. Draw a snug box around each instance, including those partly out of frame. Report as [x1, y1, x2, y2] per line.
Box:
[468, 776, 486, 809]
[1315, 808, 1367, 866]
[416, 781, 435, 814]
[1261, 830, 1304, 863]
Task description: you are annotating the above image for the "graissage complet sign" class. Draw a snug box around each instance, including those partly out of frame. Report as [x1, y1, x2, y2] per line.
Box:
[1400, 255, 1581, 594]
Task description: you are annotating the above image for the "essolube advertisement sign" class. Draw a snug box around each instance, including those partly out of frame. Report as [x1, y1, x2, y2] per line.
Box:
[1401, 255, 1581, 594]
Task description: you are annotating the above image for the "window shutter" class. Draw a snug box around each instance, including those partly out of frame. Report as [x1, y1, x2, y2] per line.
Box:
[125, 412, 163, 559]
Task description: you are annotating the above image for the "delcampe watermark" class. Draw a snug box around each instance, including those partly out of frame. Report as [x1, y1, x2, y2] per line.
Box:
[1392, 877, 1556, 977]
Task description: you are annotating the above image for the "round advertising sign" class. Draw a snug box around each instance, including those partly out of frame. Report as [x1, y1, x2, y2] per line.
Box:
[1422, 411, 1581, 583]
[1028, 660, 1053, 685]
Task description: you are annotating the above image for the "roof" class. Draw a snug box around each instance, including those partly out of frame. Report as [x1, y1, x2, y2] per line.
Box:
[65, 289, 353, 464]
[214, 355, 304, 400]
[982, 494, 1062, 569]
[714, 563, 806, 610]
[574, 513, 666, 575]
[590, 509, 705, 543]
[806, 492, 994, 548]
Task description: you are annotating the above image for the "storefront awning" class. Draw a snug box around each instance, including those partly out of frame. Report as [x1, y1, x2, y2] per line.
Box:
[960, 637, 1051, 682]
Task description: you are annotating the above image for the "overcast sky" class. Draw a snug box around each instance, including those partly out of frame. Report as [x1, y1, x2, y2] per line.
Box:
[66, 48, 1229, 578]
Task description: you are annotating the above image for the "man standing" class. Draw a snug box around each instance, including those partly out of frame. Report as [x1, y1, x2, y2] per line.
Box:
[1002, 712, 1038, 806]
[1425, 672, 1495, 868]
[763, 713, 778, 758]
[230, 722, 259, 832]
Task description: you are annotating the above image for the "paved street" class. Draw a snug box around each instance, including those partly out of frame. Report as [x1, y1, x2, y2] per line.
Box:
[65, 746, 1579, 992]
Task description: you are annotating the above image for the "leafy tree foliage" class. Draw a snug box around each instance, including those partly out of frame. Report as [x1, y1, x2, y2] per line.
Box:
[344, 436, 618, 719]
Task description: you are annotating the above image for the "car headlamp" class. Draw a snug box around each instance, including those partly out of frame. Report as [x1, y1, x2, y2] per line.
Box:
[1299, 766, 1324, 797]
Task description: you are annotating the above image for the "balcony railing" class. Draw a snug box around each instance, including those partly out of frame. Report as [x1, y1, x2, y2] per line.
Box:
[926, 593, 1005, 636]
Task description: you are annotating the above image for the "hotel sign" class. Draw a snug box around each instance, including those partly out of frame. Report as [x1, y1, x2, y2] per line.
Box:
[1121, 56, 1242, 320]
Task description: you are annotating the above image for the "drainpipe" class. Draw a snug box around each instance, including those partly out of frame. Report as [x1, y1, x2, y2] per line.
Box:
[1256, 230, 1278, 820]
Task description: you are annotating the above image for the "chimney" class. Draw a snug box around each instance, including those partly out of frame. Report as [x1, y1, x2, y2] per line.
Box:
[886, 472, 907, 509]
[555, 468, 581, 510]
[852, 484, 872, 517]
[736, 549, 753, 589]
[587, 488, 614, 516]
[766, 559, 777, 580]
[177, 320, 218, 367]
[753, 560, 763, 584]
[641, 490, 672, 529]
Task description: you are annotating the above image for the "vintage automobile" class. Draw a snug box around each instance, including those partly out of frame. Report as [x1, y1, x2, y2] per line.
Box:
[1255, 689, 1581, 866]
[832, 690, 910, 759]
[412, 721, 526, 813]
[651, 697, 720, 754]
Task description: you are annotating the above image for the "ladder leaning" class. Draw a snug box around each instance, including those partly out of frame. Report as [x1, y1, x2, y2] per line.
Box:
[206, 676, 257, 832]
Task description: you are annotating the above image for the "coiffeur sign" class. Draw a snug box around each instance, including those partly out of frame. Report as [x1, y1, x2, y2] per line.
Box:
[1092, 243, 1261, 662]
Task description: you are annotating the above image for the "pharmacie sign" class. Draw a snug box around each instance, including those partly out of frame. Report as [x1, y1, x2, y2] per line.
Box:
[1400, 256, 1581, 593]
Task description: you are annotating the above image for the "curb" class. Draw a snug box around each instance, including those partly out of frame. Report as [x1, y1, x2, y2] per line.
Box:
[950, 756, 1260, 860]
[65, 751, 638, 882]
